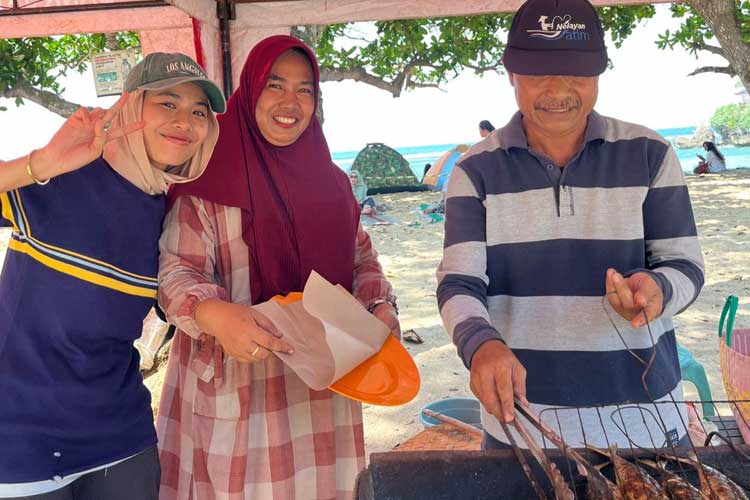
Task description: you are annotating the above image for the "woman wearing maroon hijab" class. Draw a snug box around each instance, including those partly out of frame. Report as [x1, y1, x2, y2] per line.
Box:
[156, 36, 399, 499]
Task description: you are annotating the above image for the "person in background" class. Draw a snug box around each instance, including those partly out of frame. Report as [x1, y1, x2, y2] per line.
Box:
[0, 52, 224, 500]
[422, 163, 432, 182]
[156, 35, 399, 500]
[479, 119, 495, 138]
[438, 0, 703, 451]
[694, 141, 726, 174]
[349, 168, 377, 215]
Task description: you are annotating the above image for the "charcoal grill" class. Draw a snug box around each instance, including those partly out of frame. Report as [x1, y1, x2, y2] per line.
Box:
[355, 399, 750, 500]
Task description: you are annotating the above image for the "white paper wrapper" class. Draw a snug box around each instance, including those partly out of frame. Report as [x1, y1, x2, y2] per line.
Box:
[252, 271, 390, 390]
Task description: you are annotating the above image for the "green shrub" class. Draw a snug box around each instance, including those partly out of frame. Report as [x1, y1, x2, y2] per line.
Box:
[711, 103, 750, 140]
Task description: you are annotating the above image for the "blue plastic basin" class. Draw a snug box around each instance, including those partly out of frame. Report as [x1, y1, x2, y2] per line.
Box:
[420, 397, 482, 429]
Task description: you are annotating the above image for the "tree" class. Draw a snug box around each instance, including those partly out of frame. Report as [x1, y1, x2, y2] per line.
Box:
[657, 1, 750, 94]
[294, 6, 655, 99]
[0, 33, 139, 117]
[711, 102, 750, 143]
[300, 1, 750, 98]
[4, 1, 750, 118]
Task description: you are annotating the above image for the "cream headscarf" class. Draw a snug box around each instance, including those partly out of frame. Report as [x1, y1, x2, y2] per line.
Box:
[103, 89, 219, 195]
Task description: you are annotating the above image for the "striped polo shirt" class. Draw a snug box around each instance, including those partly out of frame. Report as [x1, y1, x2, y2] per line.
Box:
[437, 111, 704, 448]
[0, 158, 162, 483]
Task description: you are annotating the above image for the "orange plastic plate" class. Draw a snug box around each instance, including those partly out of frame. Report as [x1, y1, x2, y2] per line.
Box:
[329, 335, 420, 406]
[271, 292, 420, 406]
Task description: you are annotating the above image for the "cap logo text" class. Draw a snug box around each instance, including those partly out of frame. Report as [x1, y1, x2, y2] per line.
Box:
[527, 14, 590, 41]
[164, 61, 205, 77]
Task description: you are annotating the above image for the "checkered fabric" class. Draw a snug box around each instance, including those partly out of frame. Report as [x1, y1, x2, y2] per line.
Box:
[156, 196, 395, 500]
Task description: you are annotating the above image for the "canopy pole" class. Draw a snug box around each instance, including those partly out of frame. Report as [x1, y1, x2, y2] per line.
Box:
[217, 0, 235, 97]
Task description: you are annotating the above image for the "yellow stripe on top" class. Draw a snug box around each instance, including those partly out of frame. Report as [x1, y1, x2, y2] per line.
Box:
[29, 236, 159, 284]
[0, 192, 19, 232]
[8, 239, 157, 299]
[15, 190, 31, 238]
[12, 189, 157, 284]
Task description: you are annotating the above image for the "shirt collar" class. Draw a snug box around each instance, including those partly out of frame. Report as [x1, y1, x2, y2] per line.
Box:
[501, 110, 607, 151]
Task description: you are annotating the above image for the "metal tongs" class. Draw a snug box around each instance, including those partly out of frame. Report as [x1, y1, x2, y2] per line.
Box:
[422, 400, 617, 500]
[509, 399, 619, 500]
[499, 401, 572, 500]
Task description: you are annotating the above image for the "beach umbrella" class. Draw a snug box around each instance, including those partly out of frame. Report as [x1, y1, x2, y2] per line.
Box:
[423, 144, 469, 191]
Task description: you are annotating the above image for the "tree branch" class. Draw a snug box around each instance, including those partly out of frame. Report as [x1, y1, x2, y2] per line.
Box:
[688, 65, 736, 76]
[407, 81, 445, 91]
[342, 33, 373, 43]
[0, 79, 81, 118]
[699, 44, 726, 56]
[320, 67, 406, 97]
[465, 62, 504, 74]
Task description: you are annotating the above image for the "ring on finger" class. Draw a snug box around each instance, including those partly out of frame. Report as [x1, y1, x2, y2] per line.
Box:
[250, 345, 261, 357]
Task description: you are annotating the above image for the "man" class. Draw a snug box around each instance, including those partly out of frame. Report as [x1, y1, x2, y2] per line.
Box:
[437, 0, 704, 449]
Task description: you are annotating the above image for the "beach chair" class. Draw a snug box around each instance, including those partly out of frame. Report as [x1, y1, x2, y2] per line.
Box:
[677, 344, 715, 417]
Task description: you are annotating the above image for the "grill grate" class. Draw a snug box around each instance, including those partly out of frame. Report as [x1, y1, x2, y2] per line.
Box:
[531, 398, 750, 498]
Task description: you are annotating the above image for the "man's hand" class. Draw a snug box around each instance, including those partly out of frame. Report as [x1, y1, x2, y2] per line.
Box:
[469, 340, 527, 423]
[372, 302, 401, 340]
[195, 299, 294, 363]
[605, 268, 664, 328]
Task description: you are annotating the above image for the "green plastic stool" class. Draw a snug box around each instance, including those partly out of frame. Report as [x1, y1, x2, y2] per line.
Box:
[677, 344, 715, 417]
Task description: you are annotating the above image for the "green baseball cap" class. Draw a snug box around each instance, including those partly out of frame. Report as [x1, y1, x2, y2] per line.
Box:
[125, 52, 226, 113]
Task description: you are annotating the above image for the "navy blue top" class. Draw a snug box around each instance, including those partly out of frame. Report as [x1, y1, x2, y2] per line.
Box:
[0, 158, 164, 482]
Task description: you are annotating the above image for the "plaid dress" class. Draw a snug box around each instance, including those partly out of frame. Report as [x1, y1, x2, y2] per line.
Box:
[156, 196, 395, 500]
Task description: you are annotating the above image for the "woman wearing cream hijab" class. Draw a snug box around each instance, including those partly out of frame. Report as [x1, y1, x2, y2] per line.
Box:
[0, 52, 223, 500]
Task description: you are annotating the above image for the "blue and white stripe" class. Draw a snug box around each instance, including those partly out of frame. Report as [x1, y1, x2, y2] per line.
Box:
[437, 111, 704, 447]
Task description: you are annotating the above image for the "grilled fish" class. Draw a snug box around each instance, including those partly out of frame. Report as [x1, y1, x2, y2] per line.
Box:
[510, 404, 620, 499]
[589, 445, 669, 500]
[639, 459, 703, 500]
[685, 452, 749, 500]
[510, 417, 575, 500]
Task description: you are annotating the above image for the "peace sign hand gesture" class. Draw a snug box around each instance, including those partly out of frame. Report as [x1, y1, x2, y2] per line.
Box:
[33, 93, 144, 180]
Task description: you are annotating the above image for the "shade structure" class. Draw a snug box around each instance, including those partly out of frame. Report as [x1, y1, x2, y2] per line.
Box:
[0, 0, 671, 101]
[422, 144, 469, 191]
[351, 143, 423, 194]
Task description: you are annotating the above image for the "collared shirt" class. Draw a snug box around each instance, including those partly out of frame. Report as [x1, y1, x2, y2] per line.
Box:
[437, 111, 704, 449]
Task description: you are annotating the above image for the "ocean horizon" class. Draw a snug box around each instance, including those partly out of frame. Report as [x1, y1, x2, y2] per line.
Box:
[333, 126, 747, 178]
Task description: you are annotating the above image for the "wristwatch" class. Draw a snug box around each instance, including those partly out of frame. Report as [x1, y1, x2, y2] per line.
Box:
[367, 298, 398, 315]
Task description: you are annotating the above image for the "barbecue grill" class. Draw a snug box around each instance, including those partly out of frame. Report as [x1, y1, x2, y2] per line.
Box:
[355, 399, 750, 500]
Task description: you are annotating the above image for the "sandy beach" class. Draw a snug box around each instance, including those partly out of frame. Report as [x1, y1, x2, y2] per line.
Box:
[1, 169, 748, 455]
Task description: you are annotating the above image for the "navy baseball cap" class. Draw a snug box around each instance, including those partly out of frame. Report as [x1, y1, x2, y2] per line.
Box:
[502, 0, 608, 77]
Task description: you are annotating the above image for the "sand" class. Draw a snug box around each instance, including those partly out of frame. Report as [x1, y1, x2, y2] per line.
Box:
[1, 169, 748, 456]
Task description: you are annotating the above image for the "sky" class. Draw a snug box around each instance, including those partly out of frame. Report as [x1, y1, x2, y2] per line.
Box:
[0, 4, 742, 158]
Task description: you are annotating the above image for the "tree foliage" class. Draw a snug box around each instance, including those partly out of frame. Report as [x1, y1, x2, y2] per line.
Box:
[711, 103, 750, 140]
[298, 5, 656, 98]
[2, 1, 750, 117]
[657, 1, 750, 77]
[0, 33, 139, 115]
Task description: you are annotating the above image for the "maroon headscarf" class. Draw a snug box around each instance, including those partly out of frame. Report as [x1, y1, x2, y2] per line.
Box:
[168, 35, 359, 303]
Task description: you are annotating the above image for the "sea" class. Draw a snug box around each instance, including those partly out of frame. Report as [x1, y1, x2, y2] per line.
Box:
[332, 126, 747, 178]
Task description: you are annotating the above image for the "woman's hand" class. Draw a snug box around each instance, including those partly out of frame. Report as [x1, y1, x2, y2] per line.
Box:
[34, 93, 145, 180]
[195, 299, 294, 363]
[372, 302, 401, 340]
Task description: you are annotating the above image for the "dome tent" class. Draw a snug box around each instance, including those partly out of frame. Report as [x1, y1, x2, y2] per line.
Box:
[351, 143, 425, 194]
[422, 144, 469, 191]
